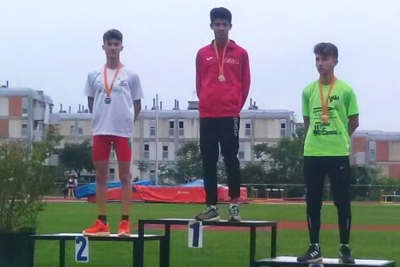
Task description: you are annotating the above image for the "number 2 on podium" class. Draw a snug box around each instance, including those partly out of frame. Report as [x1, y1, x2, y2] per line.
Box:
[75, 236, 89, 262]
[188, 221, 203, 248]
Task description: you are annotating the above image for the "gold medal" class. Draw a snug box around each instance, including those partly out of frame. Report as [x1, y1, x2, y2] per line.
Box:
[213, 40, 229, 83]
[103, 63, 122, 103]
[318, 77, 337, 124]
[321, 114, 328, 123]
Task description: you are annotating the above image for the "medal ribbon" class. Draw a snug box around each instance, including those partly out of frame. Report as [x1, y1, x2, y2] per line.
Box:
[103, 64, 122, 98]
[318, 77, 336, 119]
[213, 40, 229, 77]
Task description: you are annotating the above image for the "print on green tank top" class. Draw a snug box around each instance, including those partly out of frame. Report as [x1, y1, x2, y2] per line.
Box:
[302, 79, 359, 156]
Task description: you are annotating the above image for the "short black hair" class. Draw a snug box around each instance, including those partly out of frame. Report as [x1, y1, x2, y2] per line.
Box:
[314, 42, 338, 59]
[103, 29, 123, 43]
[210, 7, 232, 24]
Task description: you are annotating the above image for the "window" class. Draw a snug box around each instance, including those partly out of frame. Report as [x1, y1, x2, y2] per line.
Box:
[144, 144, 149, 159]
[150, 120, 156, 136]
[110, 146, 115, 159]
[169, 120, 175, 136]
[70, 121, 76, 135]
[21, 120, 28, 136]
[178, 120, 184, 136]
[245, 122, 251, 136]
[162, 145, 168, 159]
[78, 121, 83, 135]
[368, 141, 376, 163]
[109, 168, 115, 180]
[21, 97, 28, 116]
[238, 142, 245, 160]
[280, 120, 286, 137]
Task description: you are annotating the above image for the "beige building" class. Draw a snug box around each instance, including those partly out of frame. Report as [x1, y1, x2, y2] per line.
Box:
[0, 87, 53, 142]
[128, 100, 296, 181]
[0, 87, 296, 181]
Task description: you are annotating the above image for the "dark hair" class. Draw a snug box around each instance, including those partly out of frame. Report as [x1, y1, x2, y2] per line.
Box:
[103, 29, 123, 43]
[210, 7, 232, 24]
[314, 42, 338, 59]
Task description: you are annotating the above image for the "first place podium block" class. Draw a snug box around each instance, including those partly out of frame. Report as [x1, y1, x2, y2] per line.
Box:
[137, 218, 278, 267]
[30, 233, 165, 267]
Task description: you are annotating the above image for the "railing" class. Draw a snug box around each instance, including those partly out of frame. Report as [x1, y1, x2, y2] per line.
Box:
[49, 182, 400, 202]
[241, 183, 400, 202]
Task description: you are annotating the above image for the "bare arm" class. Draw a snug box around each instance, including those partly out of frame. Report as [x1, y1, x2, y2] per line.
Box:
[303, 116, 310, 133]
[348, 114, 359, 136]
[195, 51, 201, 99]
[87, 97, 94, 113]
[133, 99, 141, 122]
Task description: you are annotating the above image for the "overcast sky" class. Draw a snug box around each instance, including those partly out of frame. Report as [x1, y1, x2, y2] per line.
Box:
[1, 0, 399, 131]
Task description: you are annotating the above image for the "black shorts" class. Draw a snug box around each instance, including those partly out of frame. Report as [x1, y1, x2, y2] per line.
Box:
[303, 156, 351, 206]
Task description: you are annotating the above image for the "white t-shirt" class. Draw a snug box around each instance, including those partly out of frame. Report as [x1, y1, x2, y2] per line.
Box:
[84, 65, 144, 138]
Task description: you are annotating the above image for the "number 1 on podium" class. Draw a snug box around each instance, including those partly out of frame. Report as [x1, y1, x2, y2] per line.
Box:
[188, 221, 203, 248]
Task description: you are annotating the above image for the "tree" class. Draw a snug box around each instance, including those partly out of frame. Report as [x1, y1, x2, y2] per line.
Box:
[0, 131, 59, 233]
[158, 163, 177, 185]
[253, 127, 305, 196]
[175, 140, 203, 182]
[240, 162, 267, 184]
[59, 140, 93, 178]
[136, 160, 149, 179]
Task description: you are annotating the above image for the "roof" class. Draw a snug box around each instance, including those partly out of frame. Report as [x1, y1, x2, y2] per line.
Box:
[0, 88, 53, 104]
[50, 109, 295, 121]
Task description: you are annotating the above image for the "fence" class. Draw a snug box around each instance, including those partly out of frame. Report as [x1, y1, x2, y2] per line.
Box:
[241, 183, 400, 202]
[51, 182, 400, 202]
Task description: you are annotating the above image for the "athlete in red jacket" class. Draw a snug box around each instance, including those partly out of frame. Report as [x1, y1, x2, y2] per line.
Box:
[194, 7, 251, 222]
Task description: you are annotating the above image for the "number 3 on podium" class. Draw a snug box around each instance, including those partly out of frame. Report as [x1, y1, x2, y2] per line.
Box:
[75, 236, 89, 262]
[188, 221, 203, 248]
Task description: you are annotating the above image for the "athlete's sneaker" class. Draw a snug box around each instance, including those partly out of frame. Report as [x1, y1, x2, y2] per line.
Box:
[194, 206, 220, 221]
[117, 220, 131, 237]
[228, 205, 241, 222]
[82, 219, 110, 237]
[339, 245, 355, 264]
[297, 244, 323, 262]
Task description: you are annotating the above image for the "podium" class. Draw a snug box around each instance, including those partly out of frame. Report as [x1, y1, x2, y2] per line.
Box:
[137, 218, 277, 267]
[255, 256, 396, 267]
[30, 233, 165, 267]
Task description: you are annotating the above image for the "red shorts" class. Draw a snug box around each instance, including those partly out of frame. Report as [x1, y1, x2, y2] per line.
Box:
[92, 135, 132, 162]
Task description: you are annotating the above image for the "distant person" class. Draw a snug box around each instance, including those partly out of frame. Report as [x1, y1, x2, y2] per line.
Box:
[297, 42, 359, 263]
[82, 29, 144, 237]
[194, 7, 251, 222]
[67, 175, 75, 198]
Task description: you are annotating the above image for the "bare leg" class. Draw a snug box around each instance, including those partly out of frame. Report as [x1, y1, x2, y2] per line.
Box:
[93, 160, 109, 216]
[118, 161, 132, 216]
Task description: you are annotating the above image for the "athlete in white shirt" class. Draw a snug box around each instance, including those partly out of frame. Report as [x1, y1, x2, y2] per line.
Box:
[82, 29, 144, 237]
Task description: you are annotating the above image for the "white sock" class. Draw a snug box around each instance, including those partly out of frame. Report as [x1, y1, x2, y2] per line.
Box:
[230, 203, 238, 208]
[341, 244, 348, 247]
[210, 205, 217, 210]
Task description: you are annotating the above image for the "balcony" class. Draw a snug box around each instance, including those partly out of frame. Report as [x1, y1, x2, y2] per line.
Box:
[33, 107, 45, 121]
[32, 130, 44, 142]
[49, 114, 60, 125]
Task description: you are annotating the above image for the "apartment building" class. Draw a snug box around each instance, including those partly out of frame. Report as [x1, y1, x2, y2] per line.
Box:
[351, 131, 400, 178]
[128, 100, 296, 180]
[49, 104, 116, 179]
[0, 87, 296, 181]
[0, 87, 53, 142]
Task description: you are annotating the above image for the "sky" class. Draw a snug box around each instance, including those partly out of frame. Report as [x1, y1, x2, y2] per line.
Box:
[0, 0, 399, 131]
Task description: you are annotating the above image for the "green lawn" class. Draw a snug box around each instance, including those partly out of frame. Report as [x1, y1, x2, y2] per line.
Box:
[32, 202, 400, 267]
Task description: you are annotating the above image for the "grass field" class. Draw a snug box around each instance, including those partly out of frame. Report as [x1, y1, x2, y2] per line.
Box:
[32, 202, 400, 267]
